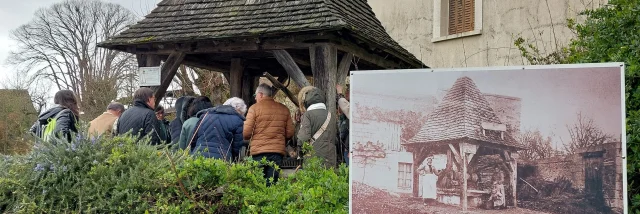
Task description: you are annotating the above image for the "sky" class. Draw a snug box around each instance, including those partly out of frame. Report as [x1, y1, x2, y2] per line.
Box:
[0, 0, 161, 104]
[351, 66, 624, 151]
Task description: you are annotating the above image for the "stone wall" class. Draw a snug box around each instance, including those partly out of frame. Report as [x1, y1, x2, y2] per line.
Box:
[523, 142, 623, 210]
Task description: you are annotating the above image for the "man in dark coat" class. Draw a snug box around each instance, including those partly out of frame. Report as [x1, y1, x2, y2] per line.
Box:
[169, 96, 195, 144]
[191, 97, 247, 162]
[116, 87, 167, 145]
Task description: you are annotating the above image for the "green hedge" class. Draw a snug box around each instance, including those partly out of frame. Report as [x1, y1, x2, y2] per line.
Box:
[0, 133, 348, 213]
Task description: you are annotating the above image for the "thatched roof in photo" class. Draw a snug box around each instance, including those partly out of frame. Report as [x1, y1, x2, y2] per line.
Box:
[405, 76, 523, 150]
[98, 0, 425, 68]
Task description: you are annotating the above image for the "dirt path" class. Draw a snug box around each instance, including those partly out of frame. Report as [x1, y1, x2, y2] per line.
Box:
[352, 182, 549, 214]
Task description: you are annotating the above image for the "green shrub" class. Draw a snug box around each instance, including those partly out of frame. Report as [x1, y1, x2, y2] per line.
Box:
[0, 130, 349, 213]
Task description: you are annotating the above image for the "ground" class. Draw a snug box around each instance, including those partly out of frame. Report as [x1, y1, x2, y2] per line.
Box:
[352, 182, 549, 214]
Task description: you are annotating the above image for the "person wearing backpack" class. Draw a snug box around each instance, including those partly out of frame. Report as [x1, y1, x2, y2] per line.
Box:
[296, 86, 337, 168]
[29, 90, 80, 142]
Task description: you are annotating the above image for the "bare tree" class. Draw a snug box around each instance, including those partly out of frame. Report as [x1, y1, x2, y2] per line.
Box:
[517, 129, 555, 161]
[352, 141, 387, 182]
[172, 66, 230, 105]
[564, 112, 613, 154]
[7, 0, 138, 119]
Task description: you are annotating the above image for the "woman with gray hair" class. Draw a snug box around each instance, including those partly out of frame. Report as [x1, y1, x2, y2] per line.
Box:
[189, 97, 248, 161]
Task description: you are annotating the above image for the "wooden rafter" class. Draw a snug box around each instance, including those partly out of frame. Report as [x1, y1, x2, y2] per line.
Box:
[263, 72, 299, 107]
[154, 52, 186, 107]
[273, 50, 311, 88]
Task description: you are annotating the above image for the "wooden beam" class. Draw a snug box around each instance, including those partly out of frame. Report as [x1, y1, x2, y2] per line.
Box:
[273, 50, 311, 88]
[309, 44, 338, 114]
[264, 72, 299, 107]
[136, 54, 147, 67]
[241, 74, 257, 108]
[337, 53, 353, 86]
[230, 58, 244, 98]
[154, 52, 185, 108]
[448, 144, 462, 165]
[181, 58, 229, 73]
[461, 143, 468, 212]
[509, 151, 518, 208]
[334, 39, 404, 69]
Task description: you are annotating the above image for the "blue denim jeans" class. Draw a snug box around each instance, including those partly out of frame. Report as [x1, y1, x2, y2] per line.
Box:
[344, 150, 349, 166]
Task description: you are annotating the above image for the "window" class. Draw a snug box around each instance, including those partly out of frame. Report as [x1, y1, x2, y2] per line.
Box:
[398, 162, 412, 189]
[448, 0, 474, 35]
[432, 0, 483, 42]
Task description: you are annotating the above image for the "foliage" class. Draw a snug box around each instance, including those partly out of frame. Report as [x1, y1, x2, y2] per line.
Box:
[0, 90, 38, 155]
[7, 0, 138, 119]
[0, 129, 348, 213]
[517, 129, 556, 161]
[564, 112, 614, 154]
[515, 0, 640, 210]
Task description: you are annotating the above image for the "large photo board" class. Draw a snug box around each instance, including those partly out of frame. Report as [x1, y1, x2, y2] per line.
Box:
[349, 63, 626, 214]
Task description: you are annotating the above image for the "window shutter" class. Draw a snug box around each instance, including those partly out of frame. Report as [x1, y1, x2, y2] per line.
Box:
[448, 0, 475, 35]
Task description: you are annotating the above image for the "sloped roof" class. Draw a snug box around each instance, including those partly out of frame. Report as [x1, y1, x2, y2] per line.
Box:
[405, 76, 522, 149]
[98, 0, 424, 68]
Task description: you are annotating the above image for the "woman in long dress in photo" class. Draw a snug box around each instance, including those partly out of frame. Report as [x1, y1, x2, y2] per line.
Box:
[419, 157, 440, 205]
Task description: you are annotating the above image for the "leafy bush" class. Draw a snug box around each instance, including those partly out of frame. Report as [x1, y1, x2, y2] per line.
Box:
[0, 131, 348, 213]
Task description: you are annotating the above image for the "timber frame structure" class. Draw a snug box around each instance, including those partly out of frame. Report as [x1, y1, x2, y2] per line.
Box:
[403, 77, 525, 212]
[98, 0, 426, 112]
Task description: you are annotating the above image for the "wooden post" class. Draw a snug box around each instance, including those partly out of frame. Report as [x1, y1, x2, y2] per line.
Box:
[264, 72, 299, 107]
[154, 52, 185, 108]
[273, 50, 311, 88]
[511, 152, 518, 208]
[309, 44, 338, 114]
[230, 58, 244, 98]
[241, 74, 257, 108]
[337, 53, 353, 86]
[460, 143, 468, 212]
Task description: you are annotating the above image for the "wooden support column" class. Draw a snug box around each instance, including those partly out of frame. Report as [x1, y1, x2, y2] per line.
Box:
[230, 59, 244, 98]
[509, 151, 519, 208]
[337, 53, 353, 86]
[241, 74, 257, 108]
[273, 50, 311, 88]
[154, 52, 185, 108]
[309, 43, 338, 114]
[460, 143, 468, 212]
[457, 142, 479, 212]
[411, 147, 430, 197]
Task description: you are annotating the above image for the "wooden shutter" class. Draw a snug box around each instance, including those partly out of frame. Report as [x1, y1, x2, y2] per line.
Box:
[448, 0, 475, 35]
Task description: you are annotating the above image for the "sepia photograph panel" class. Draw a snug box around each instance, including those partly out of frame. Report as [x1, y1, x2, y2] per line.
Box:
[349, 64, 625, 214]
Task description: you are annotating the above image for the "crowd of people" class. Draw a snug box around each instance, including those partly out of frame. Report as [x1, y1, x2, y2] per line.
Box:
[29, 83, 351, 185]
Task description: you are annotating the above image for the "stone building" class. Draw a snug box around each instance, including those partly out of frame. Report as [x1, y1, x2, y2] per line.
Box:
[367, 0, 609, 68]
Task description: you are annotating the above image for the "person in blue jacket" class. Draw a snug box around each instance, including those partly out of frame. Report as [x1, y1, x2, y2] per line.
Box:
[190, 97, 247, 162]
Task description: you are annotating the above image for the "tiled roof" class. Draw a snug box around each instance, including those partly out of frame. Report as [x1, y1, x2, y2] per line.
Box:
[98, 0, 424, 68]
[406, 77, 522, 149]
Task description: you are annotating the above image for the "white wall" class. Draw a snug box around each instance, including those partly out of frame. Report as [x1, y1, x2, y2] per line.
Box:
[368, 0, 608, 68]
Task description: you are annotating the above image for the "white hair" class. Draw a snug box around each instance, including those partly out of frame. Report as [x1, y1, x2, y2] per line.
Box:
[224, 97, 247, 115]
[255, 83, 273, 97]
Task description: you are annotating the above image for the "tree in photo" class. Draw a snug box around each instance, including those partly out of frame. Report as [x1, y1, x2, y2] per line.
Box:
[563, 112, 612, 154]
[517, 129, 556, 161]
[7, 0, 138, 119]
[352, 141, 387, 182]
